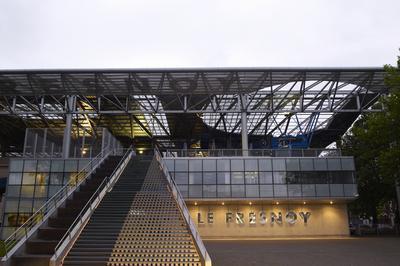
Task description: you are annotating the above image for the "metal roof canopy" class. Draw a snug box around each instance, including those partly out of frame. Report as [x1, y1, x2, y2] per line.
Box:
[0, 67, 388, 149]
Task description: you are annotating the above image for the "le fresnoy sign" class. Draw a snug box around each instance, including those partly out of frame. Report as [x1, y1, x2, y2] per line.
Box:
[197, 211, 311, 225]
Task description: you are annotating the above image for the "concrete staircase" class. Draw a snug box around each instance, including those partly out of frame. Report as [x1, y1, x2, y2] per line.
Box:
[63, 156, 203, 266]
[10, 155, 122, 266]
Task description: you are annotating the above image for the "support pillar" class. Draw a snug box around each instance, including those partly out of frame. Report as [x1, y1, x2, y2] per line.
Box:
[240, 94, 248, 156]
[62, 96, 75, 158]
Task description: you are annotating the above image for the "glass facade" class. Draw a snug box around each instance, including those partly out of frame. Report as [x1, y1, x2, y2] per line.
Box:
[2, 158, 90, 237]
[164, 157, 357, 199]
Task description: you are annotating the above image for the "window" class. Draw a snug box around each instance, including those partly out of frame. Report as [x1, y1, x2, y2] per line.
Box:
[273, 172, 286, 184]
[272, 159, 286, 171]
[259, 172, 273, 184]
[231, 159, 244, 171]
[217, 185, 231, 197]
[274, 185, 288, 197]
[260, 185, 274, 197]
[203, 172, 216, 184]
[203, 185, 216, 198]
[189, 160, 202, 171]
[258, 159, 272, 171]
[189, 172, 202, 184]
[231, 172, 244, 184]
[246, 185, 259, 197]
[217, 172, 230, 184]
[245, 160, 258, 171]
[231, 185, 245, 197]
[174, 172, 188, 184]
[245, 172, 258, 184]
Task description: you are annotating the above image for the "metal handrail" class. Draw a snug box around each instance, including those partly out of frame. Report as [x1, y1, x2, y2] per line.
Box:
[154, 147, 212, 266]
[164, 148, 342, 158]
[1, 146, 115, 259]
[51, 147, 134, 264]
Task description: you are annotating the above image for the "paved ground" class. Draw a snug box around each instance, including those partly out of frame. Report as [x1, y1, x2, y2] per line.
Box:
[204, 237, 400, 266]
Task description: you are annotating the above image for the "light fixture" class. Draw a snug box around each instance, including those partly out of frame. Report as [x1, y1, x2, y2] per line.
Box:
[249, 202, 252, 205]
[276, 202, 279, 205]
[329, 201, 333, 205]
[303, 201, 306, 205]
[194, 202, 197, 206]
[221, 202, 225, 206]
[138, 150, 144, 154]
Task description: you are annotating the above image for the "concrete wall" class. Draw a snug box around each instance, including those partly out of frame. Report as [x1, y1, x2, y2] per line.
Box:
[189, 203, 349, 238]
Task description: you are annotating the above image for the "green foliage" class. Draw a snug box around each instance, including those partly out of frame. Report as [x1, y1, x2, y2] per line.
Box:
[341, 54, 400, 219]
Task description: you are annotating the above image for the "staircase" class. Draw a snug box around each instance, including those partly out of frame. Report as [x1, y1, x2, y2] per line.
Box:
[63, 156, 203, 266]
[10, 155, 122, 266]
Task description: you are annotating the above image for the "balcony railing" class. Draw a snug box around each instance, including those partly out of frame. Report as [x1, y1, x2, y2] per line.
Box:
[164, 149, 342, 158]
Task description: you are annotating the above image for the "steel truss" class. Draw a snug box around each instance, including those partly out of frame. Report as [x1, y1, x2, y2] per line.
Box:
[0, 68, 388, 141]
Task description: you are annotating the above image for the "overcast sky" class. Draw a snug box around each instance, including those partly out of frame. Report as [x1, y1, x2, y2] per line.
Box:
[0, 0, 399, 69]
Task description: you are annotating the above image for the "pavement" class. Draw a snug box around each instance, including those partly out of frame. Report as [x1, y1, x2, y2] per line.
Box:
[204, 237, 400, 266]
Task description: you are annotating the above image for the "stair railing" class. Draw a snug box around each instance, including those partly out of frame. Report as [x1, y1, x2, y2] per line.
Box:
[0, 146, 116, 261]
[154, 147, 212, 266]
[50, 147, 135, 266]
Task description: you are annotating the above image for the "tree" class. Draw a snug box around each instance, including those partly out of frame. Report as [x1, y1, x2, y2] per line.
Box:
[340, 54, 400, 221]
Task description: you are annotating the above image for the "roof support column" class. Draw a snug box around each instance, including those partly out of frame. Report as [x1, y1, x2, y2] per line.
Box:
[62, 96, 75, 158]
[240, 94, 248, 156]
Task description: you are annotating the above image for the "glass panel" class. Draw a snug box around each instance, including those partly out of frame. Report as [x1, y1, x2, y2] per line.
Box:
[258, 159, 272, 171]
[260, 185, 274, 197]
[246, 185, 259, 197]
[33, 199, 46, 212]
[203, 172, 216, 184]
[23, 160, 37, 172]
[4, 200, 19, 212]
[189, 160, 202, 171]
[64, 172, 78, 185]
[272, 159, 286, 171]
[245, 160, 258, 171]
[34, 185, 48, 198]
[288, 184, 302, 197]
[286, 158, 300, 171]
[245, 172, 258, 184]
[273, 172, 286, 184]
[18, 200, 33, 212]
[20, 186, 35, 197]
[64, 160, 78, 172]
[314, 172, 329, 184]
[189, 172, 202, 184]
[344, 184, 358, 197]
[203, 159, 216, 171]
[231, 172, 244, 184]
[22, 173, 36, 185]
[217, 185, 231, 197]
[341, 158, 355, 171]
[174, 172, 188, 184]
[177, 185, 188, 197]
[314, 158, 327, 171]
[274, 185, 288, 197]
[8, 173, 22, 185]
[217, 172, 230, 184]
[316, 184, 330, 197]
[6, 186, 21, 197]
[302, 184, 316, 197]
[217, 160, 230, 171]
[330, 184, 344, 197]
[78, 159, 90, 171]
[259, 172, 273, 184]
[35, 173, 49, 186]
[50, 160, 64, 172]
[188, 185, 202, 198]
[50, 173, 63, 185]
[327, 159, 341, 170]
[300, 158, 314, 171]
[231, 159, 244, 171]
[331, 172, 355, 184]
[203, 185, 216, 198]
[286, 172, 302, 184]
[164, 159, 175, 171]
[9, 160, 23, 172]
[231, 185, 245, 197]
[37, 160, 50, 172]
[48, 185, 62, 197]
